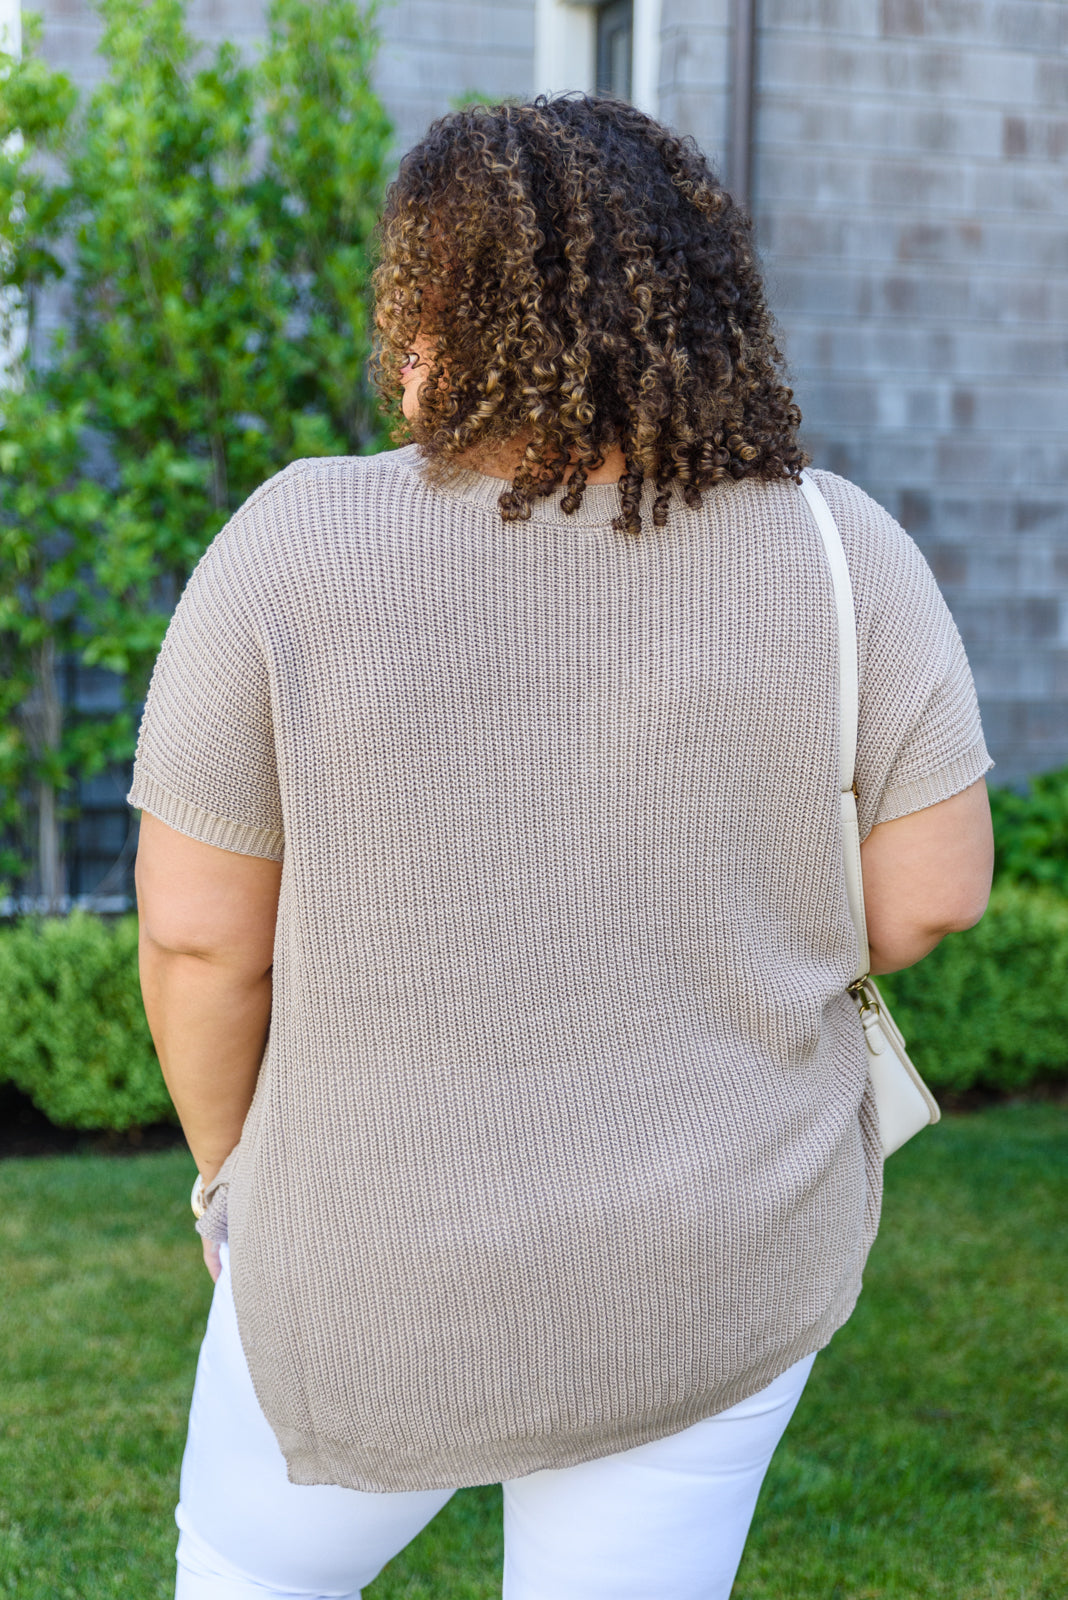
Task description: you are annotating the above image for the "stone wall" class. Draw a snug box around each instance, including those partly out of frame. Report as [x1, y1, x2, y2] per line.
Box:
[657, 0, 730, 166]
[652, 0, 1067, 781]
[748, 0, 1068, 781]
[33, 0, 268, 86]
[32, 0, 534, 151]
[377, 1, 533, 155]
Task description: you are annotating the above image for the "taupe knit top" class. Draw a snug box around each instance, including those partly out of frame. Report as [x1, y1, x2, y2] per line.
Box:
[129, 450, 991, 1491]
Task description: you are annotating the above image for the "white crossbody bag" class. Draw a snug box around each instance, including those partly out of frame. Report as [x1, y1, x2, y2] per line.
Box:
[799, 471, 941, 1158]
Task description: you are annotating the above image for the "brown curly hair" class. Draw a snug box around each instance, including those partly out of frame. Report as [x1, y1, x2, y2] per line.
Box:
[372, 95, 806, 535]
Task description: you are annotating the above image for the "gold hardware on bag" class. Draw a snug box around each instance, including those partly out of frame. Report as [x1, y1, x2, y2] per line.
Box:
[847, 975, 877, 1011]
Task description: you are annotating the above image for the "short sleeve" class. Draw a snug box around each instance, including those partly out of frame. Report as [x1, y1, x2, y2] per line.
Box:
[810, 471, 994, 841]
[127, 509, 284, 861]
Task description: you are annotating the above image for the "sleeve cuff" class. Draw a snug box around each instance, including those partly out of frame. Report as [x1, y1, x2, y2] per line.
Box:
[128, 769, 284, 861]
[195, 1145, 240, 1245]
[869, 737, 995, 833]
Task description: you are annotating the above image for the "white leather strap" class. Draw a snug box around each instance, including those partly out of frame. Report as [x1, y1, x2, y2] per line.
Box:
[798, 470, 870, 983]
[799, 472, 858, 792]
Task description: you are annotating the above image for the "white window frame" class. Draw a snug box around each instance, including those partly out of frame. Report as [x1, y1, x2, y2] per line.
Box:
[631, 0, 661, 116]
[534, 0, 660, 118]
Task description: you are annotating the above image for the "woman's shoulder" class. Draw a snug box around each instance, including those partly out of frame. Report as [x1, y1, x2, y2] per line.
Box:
[708, 467, 903, 550]
[795, 468, 911, 562]
[787, 467, 937, 612]
[730, 468, 957, 675]
[191, 449, 422, 584]
[225, 447, 420, 530]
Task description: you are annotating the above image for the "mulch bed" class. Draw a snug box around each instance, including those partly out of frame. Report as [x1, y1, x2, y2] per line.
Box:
[0, 1084, 186, 1160]
[2, 1081, 1064, 1160]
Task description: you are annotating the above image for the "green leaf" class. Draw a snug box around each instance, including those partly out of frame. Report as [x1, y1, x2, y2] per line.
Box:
[1, 0, 394, 891]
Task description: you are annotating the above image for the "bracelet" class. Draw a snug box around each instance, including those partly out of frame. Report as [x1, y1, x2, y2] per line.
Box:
[191, 1173, 208, 1220]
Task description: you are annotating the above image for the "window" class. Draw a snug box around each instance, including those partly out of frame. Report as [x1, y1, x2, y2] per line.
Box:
[534, 0, 658, 118]
[595, 1, 633, 101]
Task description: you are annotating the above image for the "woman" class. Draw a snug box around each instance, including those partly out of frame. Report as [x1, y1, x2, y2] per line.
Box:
[131, 96, 994, 1600]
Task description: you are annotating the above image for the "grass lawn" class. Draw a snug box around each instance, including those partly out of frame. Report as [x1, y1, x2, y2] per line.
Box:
[0, 1104, 1064, 1599]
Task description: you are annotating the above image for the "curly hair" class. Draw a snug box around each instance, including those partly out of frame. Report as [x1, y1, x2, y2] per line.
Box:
[372, 95, 806, 535]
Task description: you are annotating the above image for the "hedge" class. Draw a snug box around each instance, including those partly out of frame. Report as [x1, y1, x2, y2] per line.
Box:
[878, 883, 1068, 1094]
[989, 764, 1068, 896]
[1, 883, 1066, 1131]
[0, 912, 175, 1131]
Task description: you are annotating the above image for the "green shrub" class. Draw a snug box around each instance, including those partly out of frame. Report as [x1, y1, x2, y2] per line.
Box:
[0, 912, 174, 1130]
[2, 878, 1066, 1130]
[879, 884, 1068, 1095]
[989, 765, 1068, 895]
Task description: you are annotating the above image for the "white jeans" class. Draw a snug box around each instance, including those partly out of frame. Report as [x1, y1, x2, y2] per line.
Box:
[175, 1244, 815, 1600]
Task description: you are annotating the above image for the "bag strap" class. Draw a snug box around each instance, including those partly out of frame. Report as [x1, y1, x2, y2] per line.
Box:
[798, 470, 871, 984]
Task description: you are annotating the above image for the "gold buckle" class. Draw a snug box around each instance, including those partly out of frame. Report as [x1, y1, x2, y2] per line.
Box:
[848, 975, 878, 1015]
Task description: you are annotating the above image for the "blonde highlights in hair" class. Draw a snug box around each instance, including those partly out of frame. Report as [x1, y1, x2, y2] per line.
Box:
[373, 96, 806, 535]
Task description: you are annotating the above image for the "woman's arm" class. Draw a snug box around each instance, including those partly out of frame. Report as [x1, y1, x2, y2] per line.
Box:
[134, 813, 282, 1184]
[859, 777, 994, 975]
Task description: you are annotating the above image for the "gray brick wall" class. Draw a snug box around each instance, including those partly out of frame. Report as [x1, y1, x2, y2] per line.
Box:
[28, 0, 1068, 783]
[375, 0, 533, 155]
[33, 0, 535, 132]
[33, 0, 269, 86]
[657, 0, 730, 165]
[751, 0, 1068, 781]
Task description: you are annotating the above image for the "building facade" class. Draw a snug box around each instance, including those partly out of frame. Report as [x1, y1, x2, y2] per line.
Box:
[9, 0, 1068, 898]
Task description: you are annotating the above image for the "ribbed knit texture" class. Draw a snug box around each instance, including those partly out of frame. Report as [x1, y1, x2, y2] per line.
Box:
[129, 450, 991, 1491]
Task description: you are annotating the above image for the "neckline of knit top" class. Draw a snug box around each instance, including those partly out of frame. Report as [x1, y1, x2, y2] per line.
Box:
[392, 443, 681, 527]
